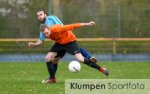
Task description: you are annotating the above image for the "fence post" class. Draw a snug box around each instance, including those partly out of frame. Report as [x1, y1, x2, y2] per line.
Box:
[48, 0, 52, 15]
[112, 39, 116, 55]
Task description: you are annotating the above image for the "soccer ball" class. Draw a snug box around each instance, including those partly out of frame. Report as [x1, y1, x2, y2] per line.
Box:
[68, 61, 81, 72]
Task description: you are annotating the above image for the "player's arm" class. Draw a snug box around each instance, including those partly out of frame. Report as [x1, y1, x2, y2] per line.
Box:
[81, 21, 95, 27]
[28, 39, 43, 48]
[53, 21, 95, 33]
[52, 23, 81, 33]
[28, 32, 44, 48]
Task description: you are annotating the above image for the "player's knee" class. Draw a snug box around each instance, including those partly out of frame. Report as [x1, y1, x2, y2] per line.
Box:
[45, 57, 50, 62]
[74, 53, 84, 62]
[45, 56, 53, 62]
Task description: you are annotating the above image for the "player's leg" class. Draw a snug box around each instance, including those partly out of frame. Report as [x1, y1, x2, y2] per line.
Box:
[52, 57, 60, 75]
[42, 43, 63, 83]
[45, 52, 57, 81]
[80, 48, 91, 59]
[75, 53, 98, 69]
[47, 51, 65, 80]
[80, 48, 97, 63]
[45, 56, 61, 83]
[65, 41, 109, 76]
[46, 57, 59, 79]
[75, 53, 109, 76]
[52, 50, 66, 76]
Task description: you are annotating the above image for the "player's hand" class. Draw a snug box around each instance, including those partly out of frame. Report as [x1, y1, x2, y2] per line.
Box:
[28, 42, 35, 48]
[88, 21, 95, 26]
[81, 21, 95, 27]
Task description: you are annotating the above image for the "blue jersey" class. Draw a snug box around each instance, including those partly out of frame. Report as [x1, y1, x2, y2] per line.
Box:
[39, 15, 63, 41]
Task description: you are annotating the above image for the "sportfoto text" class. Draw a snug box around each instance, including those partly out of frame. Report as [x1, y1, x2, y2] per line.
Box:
[69, 82, 145, 91]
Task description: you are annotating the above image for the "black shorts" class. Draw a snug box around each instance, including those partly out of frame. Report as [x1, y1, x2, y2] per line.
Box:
[54, 49, 66, 58]
[50, 41, 80, 55]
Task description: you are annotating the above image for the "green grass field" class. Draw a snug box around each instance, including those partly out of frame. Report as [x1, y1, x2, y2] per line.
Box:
[0, 62, 150, 94]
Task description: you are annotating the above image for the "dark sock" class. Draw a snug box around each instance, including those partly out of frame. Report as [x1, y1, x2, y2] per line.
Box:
[53, 63, 58, 75]
[83, 58, 100, 70]
[46, 62, 55, 79]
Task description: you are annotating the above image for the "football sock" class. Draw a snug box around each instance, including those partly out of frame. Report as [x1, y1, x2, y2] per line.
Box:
[53, 63, 58, 75]
[83, 58, 100, 70]
[80, 48, 92, 59]
[83, 58, 105, 73]
[46, 62, 55, 79]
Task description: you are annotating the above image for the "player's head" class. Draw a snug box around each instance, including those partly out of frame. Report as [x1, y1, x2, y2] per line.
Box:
[37, 10, 48, 22]
[40, 24, 51, 37]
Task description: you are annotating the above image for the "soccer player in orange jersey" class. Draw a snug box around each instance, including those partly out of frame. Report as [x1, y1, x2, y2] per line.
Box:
[29, 10, 99, 83]
[40, 21, 109, 83]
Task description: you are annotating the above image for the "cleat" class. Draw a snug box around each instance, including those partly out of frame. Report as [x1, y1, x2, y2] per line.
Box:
[42, 78, 56, 83]
[90, 57, 97, 63]
[103, 68, 109, 76]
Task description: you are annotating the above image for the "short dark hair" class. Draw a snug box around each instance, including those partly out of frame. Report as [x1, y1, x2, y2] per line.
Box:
[40, 24, 48, 31]
[37, 10, 48, 15]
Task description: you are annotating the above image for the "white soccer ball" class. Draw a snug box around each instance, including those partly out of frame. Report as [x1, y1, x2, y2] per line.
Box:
[68, 61, 81, 72]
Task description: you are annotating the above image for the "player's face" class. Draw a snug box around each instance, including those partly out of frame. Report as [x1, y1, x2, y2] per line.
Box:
[43, 28, 51, 38]
[37, 11, 46, 22]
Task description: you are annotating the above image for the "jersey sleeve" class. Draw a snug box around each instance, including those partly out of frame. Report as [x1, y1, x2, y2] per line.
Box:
[39, 32, 45, 41]
[51, 23, 82, 33]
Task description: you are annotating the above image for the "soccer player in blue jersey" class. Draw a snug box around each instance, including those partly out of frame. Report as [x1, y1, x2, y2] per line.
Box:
[28, 10, 106, 83]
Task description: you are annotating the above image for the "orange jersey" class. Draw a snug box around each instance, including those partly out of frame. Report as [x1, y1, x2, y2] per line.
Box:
[48, 23, 82, 44]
